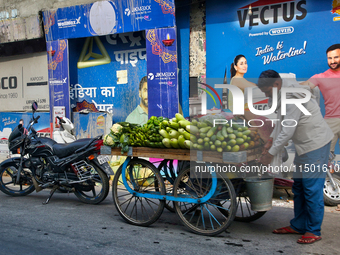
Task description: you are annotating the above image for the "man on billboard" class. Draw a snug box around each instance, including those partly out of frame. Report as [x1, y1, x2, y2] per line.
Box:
[125, 76, 148, 125]
[302, 44, 340, 153]
[258, 70, 333, 244]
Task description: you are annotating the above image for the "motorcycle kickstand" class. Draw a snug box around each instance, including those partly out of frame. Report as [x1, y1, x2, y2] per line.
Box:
[43, 185, 59, 205]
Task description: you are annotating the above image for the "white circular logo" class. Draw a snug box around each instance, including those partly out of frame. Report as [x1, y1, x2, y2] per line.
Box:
[124, 8, 131, 16]
[148, 73, 154, 80]
[89, 1, 116, 35]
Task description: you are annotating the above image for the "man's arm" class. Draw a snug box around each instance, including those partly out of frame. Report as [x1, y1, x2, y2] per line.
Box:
[300, 80, 316, 90]
[268, 105, 301, 156]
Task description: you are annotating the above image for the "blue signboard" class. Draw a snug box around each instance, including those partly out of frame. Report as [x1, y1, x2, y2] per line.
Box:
[42, 0, 175, 41]
[206, 0, 339, 85]
[68, 31, 147, 123]
[146, 27, 179, 118]
[43, 0, 178, 126]
[205, 0, 340, 152]
[47, 40, 71, 121]
[0, 112, 50, 155]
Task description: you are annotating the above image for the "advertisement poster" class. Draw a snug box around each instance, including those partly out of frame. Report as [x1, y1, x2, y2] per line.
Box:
[53, 106, 65, 130]
[68, 31, 147, 124]
[42, 0, 175, 42]
[47, 39, 71, 121]
[206, 0, 340, 153]
[0, 53, 49, 112]
[73, 112, 112, 139]
[0, 112, 50, 159]
[146, 27, 179, 118]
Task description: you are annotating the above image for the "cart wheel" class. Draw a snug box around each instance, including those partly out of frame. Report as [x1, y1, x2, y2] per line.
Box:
[158, 159, 190, 213]
[231, 179, 266, 222]
[173, 167, 236, 236]
[112, 158, 165, 227]
[234, 192, 266, 222]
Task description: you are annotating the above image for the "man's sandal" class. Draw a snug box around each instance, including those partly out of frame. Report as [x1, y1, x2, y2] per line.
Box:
[272, 227, 300, 234]
[297, 235, 322, 244]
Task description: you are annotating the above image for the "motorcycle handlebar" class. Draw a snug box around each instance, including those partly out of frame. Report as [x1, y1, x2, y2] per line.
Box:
[27, 115, 40, 133]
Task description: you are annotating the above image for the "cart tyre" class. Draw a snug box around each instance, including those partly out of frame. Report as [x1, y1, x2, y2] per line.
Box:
[112, 158, 165, 226]
[234, 195, 266, 222]
[173, 167, 236, 236]
[230, 178, 266, 222]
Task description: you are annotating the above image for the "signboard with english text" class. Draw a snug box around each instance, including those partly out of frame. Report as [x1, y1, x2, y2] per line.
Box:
[206, 0, 340, 154]
[0, 53, 49, 112]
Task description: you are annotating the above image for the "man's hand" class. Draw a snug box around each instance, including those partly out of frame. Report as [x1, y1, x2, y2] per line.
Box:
[260, 152, 274, 166]
[262, 138, 273, 155]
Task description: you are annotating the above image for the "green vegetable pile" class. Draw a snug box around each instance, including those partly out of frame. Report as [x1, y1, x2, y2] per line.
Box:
[103, 113, 262, 153]
[159, 113, 192, 150]
[103, 116, 168, 153]
[188, 118, 262, 152]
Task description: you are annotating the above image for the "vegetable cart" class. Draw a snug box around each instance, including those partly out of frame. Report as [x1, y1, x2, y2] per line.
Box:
[104, 145, 267, 236]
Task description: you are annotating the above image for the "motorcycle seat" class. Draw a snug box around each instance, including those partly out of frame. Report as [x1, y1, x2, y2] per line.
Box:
[53, 138, 96, 158]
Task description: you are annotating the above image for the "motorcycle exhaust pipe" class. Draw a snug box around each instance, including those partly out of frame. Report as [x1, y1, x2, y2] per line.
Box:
[59, 178, 93, 185]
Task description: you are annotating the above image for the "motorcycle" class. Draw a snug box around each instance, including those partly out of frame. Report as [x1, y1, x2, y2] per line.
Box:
[322, 152, 340, 206]
[0, 102, 113, 204]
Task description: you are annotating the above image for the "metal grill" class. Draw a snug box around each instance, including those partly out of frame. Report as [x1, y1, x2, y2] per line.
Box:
[71, 161, 93, 181]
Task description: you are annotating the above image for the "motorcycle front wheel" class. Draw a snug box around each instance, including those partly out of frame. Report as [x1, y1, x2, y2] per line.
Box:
[73, 162, 109, 204]
[0, 163, 35, 196]
[323, 176, 340, 206]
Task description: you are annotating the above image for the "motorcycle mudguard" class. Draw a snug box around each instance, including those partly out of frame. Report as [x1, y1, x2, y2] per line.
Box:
[0, 157, 21, 168]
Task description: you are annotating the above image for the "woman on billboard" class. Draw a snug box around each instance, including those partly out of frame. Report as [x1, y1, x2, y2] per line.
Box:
[230, 54, 256, 93]
[229, 54, 273, 144]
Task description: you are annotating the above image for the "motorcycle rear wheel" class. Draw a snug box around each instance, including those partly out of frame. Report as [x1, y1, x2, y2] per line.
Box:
[73, 162, 109, 204]
[0, 163, 35, 196]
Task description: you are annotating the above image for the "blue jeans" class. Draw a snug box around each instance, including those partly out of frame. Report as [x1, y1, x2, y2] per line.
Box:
[290, 142, 330, 236]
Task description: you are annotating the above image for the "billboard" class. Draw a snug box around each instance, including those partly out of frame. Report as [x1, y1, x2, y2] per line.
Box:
[42, 0, 175, 41]
[146, 27, 179, 118]
[206, 0, 339, 80]
[0, 112, 50, 159]
[47, 40, 71, 120]
[205, 0, 340, 152]
[68, 31, 147, 123]
[0, 53, 49, 112]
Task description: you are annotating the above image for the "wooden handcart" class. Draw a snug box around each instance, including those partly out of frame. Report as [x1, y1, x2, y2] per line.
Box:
[104, 146, 266, 236]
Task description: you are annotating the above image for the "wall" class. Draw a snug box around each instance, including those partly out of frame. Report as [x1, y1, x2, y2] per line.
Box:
[0, 0, 109, 43]
[0, 0, 100, 18]
[189, 1, 206, 81]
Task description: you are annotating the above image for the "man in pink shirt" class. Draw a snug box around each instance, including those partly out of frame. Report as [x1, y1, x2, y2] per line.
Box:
[303, 44, 340, 153]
